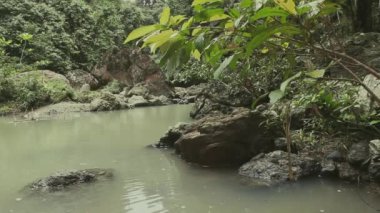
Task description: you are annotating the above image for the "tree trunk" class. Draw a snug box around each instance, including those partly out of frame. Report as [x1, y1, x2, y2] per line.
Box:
[356, 0, 373, 32]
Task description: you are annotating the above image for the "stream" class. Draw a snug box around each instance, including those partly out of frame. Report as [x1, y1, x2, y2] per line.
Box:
[0, 105, 379, 213]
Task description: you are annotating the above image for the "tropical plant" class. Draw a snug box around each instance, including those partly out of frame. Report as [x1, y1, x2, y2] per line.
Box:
[125, 0, 380, 105]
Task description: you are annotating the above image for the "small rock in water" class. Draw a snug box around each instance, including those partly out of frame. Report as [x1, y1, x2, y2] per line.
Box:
[24, 168, 114, 193]
[320, 210, 325, 213]
[15, 198, 22, 201]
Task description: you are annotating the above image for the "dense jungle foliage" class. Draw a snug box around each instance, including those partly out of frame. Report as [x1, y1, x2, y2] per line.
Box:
[0, 0, 175, 111]
[126, 0, 380, 132]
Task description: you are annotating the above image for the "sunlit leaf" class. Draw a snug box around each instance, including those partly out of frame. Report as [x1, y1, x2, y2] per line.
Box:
[240, 0, 252, 8]
[192, 49, 201, 60]
[124, 25, 161, 44]
[192, 0, 222, 6]
[250, 7, 289, 21]
[269, 90, 285, 103]
[160, 7, 171, 25]
[306, 69, 325, 78]
[170, 15, 186, 26]
[209, 14, 230, 22]
[274, 0, 297, 15]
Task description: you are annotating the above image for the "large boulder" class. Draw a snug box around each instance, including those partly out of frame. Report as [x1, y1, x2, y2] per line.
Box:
[65, 70, 100, 90]
[90, 92, 123, 111]
[92, 48, 173, 97]
[24, 168, 113, 193]
[127, 95, 150, 107]
[239, 151, 321, 186]
[157, 107, 281, 167]
[14, 70, 74, 104]
[190, 81, 253, 119]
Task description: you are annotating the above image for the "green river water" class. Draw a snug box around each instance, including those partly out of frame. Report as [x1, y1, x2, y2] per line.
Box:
[0, 105, 379, 213]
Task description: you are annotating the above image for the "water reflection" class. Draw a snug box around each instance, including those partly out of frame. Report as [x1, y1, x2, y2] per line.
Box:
[123, 180, 167, 213]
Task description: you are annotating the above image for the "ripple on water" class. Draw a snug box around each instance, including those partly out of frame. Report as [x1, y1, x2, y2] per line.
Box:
[123, 179, 168, 213]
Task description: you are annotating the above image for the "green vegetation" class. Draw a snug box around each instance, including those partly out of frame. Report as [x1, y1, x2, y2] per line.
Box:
[126, 0, 380, 130]
[0, 0, 167, 113]
[0, 0, 162, 73]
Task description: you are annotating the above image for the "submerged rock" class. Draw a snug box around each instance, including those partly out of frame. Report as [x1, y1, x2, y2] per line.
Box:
[239, 151, 321, 186]
[23, 102, 91, 120]
[25, 168, 113, 193]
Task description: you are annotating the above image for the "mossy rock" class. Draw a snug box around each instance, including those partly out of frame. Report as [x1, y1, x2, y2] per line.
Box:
[102, 80, 124, 94]
[12, 70, 74, 109]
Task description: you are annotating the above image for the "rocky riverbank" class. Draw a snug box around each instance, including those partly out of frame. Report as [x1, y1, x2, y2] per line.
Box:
[154, 79, 380, 187]
[0, 48, 208, 120]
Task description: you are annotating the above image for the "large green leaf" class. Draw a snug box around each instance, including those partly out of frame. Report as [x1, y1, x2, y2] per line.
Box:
[192, 0, 222, 6]
[144, 30, 179, 52]
[195, 33, 205, 50]
[240, 0, 252, 8]
[209, 14, 230, 22]
[213, 55, 234, 79]
[274, 0, 297, 15]
[269, 72, 302, 103]
[124, 25, 161, 44]
[170, 15, 186, 26]
[246, 25, 301, 55]
[269, 89, 285, 103]
[160, 7, 171, 25]
[181, 17, 194, 30]
[280, 71, 302, 91]
[250, 7, 289, 21]
[246, 28, 272, 55]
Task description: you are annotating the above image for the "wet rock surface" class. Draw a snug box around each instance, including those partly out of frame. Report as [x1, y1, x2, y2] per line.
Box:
[347, 142, 370, 166]
[369, 139, 380, 182]
[239, 151, 321, 186]
[156, 107, 281, 167]
[24, 168, 113, 193]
